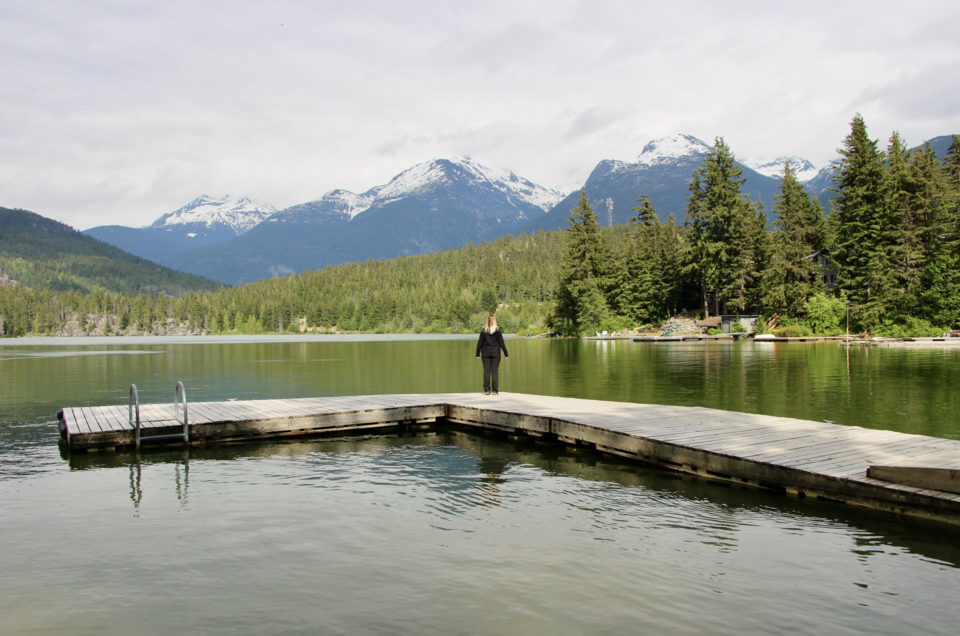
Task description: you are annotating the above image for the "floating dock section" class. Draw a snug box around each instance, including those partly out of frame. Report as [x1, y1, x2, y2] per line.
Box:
[59, 392, 960, 525]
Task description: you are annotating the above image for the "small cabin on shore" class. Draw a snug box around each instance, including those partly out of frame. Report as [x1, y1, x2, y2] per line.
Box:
[696, 315, 759, 333]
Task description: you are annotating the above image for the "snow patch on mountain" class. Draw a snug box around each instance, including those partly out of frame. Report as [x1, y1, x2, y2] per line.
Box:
[151, 194, 276, 234]
[318, 189, 377, 218]
[746, 156, 819, 182]
[636, 134, 712, 167]
[374, 156, 563, 211]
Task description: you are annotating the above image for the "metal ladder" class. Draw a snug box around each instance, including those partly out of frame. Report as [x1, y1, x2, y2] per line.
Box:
[129, 381, 190, 448]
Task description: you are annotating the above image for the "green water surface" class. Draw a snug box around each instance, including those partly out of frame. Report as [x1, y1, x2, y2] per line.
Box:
[2, 336, 959, 635]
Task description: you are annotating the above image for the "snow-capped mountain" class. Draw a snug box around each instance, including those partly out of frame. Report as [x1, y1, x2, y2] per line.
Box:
[635, 134, 713, 167]
[527, 134, 783, 231]
[267, 189, 376, 225]
[84, 194, 276, 267]
[746, 156, 819, 182]
[275, 157, 562, 227]
[164, 157, 565, 284]
[373, 156, 563, 212]
[151, 194, 276, 234]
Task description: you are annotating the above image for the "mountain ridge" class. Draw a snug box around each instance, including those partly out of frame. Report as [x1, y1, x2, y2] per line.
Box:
[77, 132, 957, 285]
[163, 157, 564, 284]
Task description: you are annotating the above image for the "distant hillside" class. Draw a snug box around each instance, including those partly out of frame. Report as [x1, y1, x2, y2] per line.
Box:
[0, 207, 225, 296]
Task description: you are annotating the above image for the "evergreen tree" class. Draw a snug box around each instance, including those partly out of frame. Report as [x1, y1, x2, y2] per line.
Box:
[765, 162, 827, 316]
[918, 141, 960, 326]
[944, 135, 960, 193]
[659, 213, 684, 316]
[554, 191, 612, 334]
[613, 195, 666, 324]
[684, 137, 755, 315]
[883, 132, 923, 317]
[831, 114, 889, 329]
[683, 169, 711, 316]
[724, 199, 768, 314]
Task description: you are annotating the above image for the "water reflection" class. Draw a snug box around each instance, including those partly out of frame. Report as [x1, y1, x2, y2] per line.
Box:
[66, 429, 960, 570]
[124, 450, 191, 512]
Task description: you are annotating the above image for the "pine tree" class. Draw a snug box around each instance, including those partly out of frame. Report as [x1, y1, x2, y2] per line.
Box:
[918, 140, 960, 327]
[831, 114, 889, 329]
[683, 169, 711, 316]
[554, 191, 611, 334]
[684, 137, 755, 316]
[614, 195, 665, 324]
[882, 132, 923, 317]
[944, 135, 960, 193]
[765, 162, 827, 316]
[659, 213, 684, 316]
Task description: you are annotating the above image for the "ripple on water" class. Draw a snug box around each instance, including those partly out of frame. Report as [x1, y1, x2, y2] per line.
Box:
[3, 430, 960, 634]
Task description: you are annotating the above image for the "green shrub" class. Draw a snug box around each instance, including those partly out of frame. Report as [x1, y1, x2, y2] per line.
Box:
[707, 326, 723, 335]
[873, 316, 945, 338]
[731, 321, 746, 333]
[599, 314, 632, 334]
[803, 293, 846, 335]
[775, 321, 813, 337]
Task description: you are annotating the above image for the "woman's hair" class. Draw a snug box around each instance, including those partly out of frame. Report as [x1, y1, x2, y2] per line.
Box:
[482, 314, 498, 333]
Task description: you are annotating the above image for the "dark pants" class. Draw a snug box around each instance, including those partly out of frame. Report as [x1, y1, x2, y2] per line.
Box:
[481, 356, 501, 393]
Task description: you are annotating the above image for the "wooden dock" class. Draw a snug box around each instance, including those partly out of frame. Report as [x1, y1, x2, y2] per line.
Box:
[58, 392, 960, 525]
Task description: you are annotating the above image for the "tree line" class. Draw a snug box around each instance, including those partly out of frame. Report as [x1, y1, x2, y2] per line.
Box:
[2, 115, 958, 338]
[554, 117, 960, 336]
[0, 231, 575, 336]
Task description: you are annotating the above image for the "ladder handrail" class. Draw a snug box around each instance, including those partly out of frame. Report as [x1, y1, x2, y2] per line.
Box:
[129, 383, 142, 448]
[175, 381, 189, 443]
[129, 381, 189, 448]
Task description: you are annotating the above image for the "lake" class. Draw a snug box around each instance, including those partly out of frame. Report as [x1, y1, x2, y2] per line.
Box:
[2, 336, 959, 634]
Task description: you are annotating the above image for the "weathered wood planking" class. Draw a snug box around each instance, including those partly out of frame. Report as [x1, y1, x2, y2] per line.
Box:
[57, 392, 960, 524]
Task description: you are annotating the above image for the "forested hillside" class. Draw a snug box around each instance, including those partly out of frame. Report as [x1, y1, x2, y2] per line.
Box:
[0, 207, 224, 296]
[0, 228, 597, 336]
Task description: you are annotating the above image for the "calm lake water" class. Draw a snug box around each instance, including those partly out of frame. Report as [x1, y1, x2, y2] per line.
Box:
[2, 336, 960, 634]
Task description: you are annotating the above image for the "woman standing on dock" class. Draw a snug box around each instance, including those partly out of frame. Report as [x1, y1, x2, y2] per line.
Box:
[476, 314, 509, 395]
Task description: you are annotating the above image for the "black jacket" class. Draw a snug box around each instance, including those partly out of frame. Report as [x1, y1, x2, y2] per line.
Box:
[476, 328, 508, 358]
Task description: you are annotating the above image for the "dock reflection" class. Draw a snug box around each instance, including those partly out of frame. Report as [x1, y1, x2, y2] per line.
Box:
[66, 429, 960, 568]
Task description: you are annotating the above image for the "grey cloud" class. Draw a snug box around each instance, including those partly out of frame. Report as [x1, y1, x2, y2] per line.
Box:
[860, 65, 960, 123]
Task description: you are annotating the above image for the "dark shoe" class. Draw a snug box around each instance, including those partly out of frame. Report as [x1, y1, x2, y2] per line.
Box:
[484, 390, 491, 395]
[492, 391, 499, 395]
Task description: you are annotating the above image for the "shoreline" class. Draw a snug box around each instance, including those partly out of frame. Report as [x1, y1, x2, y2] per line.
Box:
[0, 333, 478, 346]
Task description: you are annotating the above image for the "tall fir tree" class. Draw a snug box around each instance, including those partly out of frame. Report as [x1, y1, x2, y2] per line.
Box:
[918, 140, 960, 326]
[554, 191, 611, 334]
[659, 213, 684, 316]
[684, 137, 756, 315]
[614, 195, 666, 324]
[725, 199, 770, 314]
[764, 162, 827, 316]
[683, 169, 710, 316]
[883, 132, 924, 317]
[831, 114, 890, 329]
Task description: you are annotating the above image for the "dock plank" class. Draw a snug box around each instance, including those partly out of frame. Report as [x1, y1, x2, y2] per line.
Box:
[101, 405, 132, 431]
[61, 407, 87, 435]
[77, 407, 104, 433]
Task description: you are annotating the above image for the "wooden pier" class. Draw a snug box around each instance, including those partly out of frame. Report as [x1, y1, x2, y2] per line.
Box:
[58, 392, 960, 525]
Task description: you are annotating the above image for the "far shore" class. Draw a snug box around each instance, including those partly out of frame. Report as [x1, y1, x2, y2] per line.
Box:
[0, 333, 478, 346]
[4, 333, 960, 348]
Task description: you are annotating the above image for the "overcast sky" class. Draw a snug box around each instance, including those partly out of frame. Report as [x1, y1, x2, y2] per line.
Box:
[3, 0, 959, 230]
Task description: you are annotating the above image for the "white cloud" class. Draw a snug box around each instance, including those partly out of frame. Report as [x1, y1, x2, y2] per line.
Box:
[2, 0, 959, 229]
